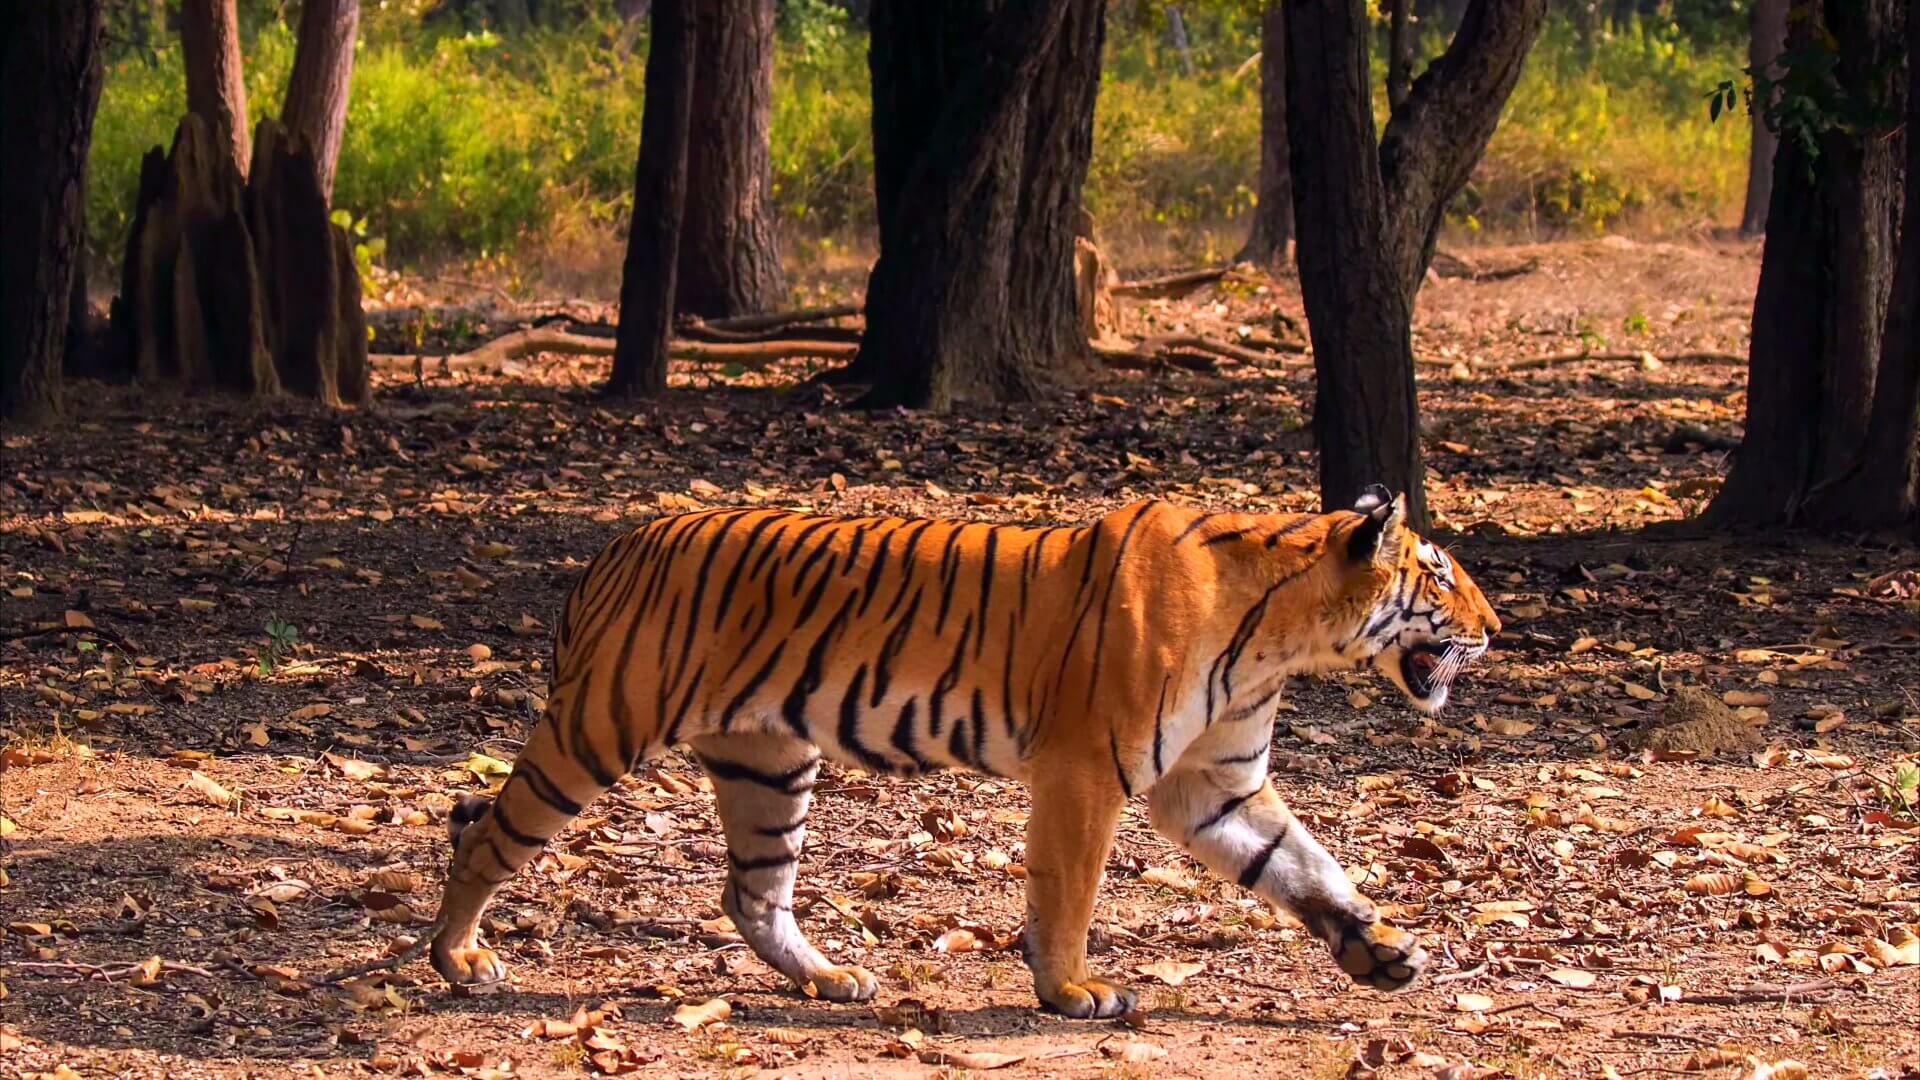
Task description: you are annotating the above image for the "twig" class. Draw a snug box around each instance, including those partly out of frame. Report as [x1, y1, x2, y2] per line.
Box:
[1606, 1030, 1722, 1048]
[1679, 978, 1851, 1005]
[696, 304, 862, 334]
[1433, 961, 1490, 985]
[319, 930, 437, 984]
[8, 959, 216, 981]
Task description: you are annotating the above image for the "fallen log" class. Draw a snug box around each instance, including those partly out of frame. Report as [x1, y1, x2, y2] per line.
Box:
[1493, 349, 1745, 372]
[368, 328, 857, 375]
[1110, 267, 1234, 300]
[695, 303, 861, 334]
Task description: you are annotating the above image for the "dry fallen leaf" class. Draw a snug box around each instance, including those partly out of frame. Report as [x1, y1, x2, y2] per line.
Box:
[1135, 959, 1205, 986]
[916, 1049, 1026, 1070]
[187, 770, 236, 808]
[1545, 967, 1597, 989]
[1102, 1041, 1167, 1063]
[1453, 992, 1495, 1012]
[670, 997, 730, 1032]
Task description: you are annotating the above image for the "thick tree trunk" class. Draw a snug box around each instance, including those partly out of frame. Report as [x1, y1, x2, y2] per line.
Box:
[856, 0, 1104, 411]
[282, 0, 358, 202]
[1739, 0, 1787, 238]
[1286, 0, 1545, 527]
[676, 0, 785, 319]
[1709, 0, 1904, 529]
[1803, 0, 1917, 529]
[181, 0, 252, 178]
[0, 0, 106, 424]
[609, 0, 696, 397]
[1236, 0, 1293, 268]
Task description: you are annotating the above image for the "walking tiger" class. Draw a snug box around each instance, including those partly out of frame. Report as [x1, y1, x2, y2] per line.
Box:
[431, 485, 1499, 1016]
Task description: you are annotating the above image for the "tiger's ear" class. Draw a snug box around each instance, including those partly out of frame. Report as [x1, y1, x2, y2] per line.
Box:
[1344, 487, 1403, 565]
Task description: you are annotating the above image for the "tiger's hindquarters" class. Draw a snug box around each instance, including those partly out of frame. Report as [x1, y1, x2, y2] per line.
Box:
[431, 711, 616, 986]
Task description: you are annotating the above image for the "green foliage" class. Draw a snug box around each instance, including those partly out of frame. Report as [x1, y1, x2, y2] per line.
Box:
[85, 8, 1751, 271]
[259, 617, 299, 676]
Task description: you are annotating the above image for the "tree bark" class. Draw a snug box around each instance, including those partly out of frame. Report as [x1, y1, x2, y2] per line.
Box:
[1236, 0, 1293, 268]
[855, 0, 1104, 411]
[1739, 0, 1787, 238]
[609, 0, 697, 397]
[282, 0, 359, 203]
[1286, 0, 1545, 528]
[1166, 5, 1194, 76]
[676, 0, 786, 319]
[181, 0, 252, 178]
[1710, 0, 1905, 529]
[0, 0, 106, 424]
[1803, 0, 1917, 529]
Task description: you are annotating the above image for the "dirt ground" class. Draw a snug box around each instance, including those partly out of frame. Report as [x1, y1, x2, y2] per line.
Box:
[5, 238, 1919, 1080]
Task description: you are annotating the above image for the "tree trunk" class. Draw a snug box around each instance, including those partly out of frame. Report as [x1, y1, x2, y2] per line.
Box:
[676, 0, 785, 319]
[0, 0, 106, 424]
[1387, 0, 1413, 109]
[609, 0, 697, 398]
[181, 0, 252, 178]
[855, 0, 1104, 411]
[1739, 0, 1787, 238]
[1166, 5, 1194, 76]
[282, 0, 358, 203]
[1797, 0, 1916, 529]
[1236, 0, 1293, 267]
[1286, 0, 1545, 528]
[1709, 0, 1904, 529]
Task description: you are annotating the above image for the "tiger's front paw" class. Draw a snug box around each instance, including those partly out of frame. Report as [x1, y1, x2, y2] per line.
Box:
[803, 964, 879, 1003]
[1330, 920, 1427, 993]
[1038, 976, 1137, 1019]
[432, 942, 506, 987]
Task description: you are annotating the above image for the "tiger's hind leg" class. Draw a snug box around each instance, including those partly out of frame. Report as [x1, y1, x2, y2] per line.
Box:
[691, 733, 878, 1003]
[431, 712, 620, 987]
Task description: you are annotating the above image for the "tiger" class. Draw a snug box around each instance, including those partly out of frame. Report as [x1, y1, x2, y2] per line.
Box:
[429, 484, 1500, 1017]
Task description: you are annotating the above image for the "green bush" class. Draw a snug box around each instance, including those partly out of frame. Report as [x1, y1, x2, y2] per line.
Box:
[85, 10, 1748, 272]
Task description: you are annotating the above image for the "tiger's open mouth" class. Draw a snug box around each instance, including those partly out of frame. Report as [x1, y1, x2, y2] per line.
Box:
[1399, 641, 1451, 700]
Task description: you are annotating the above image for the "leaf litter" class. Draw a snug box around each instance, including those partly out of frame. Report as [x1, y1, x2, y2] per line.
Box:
[2, 241, 1918, 1077]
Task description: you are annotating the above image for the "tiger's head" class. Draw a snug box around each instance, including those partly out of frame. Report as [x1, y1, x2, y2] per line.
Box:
[1331, 485, 1500, 714]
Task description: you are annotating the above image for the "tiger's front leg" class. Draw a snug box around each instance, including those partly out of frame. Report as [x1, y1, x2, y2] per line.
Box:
[1022, 762, 1138, 1018]
[1149, 761, 1428, 992]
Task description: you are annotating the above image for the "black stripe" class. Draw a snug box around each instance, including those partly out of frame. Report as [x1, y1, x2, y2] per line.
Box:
[792, 559, 837, 626]
[655, 592, 681, 667]
[700, 754, 819, 793]
[723, 571, 782, 679]
[516, 761, 583, 816]
[1172, 512, 1218, 544]
[781, 517, 838, 565]
[973, 527, 999, 659]
[927, 613, 973, 738]
[1263, 514, 1320, 548]
[934, 524, 967, 633]
[662, 660, 706, 746]
[1000, 614, 1019, 740]
[713, 511, 782, 631]
[720, 642, 787, 731]
[890, 699, 933, 772]
[756, 815, 808, 838]
[1201, 528, 1249, 547]
[838, 664, 896, 773]
[855, 520, 900, 617]
[482, 835, 517, 874]
[1108, 726, 1133, 798]
[840, 521, 873, 574]
[782, 590, 860, 737]
[490, 799, 546, 848]
[1197, 789, 1258, 832]
[1151, 676, 1170, 777]
[1086, 503, 1153, 707]
[1238, 820, 1292, 888]
[881, 520, 936, 620]
[672, 511, 753, 688]
[1214, 745, 1270, 765]
[729, 851, 797, 873]
[563, 669, 621, 787]
[870, 585, 924, 706]
[790, 521, 842, 595]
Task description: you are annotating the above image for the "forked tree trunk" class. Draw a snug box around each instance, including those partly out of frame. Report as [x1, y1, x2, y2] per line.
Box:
[609, 0, 697, 397]
[677, 0, 785, 318]
[1710, 0, 1905, 529]
[181, 0, 252, 178]
[855, 0, 1104, 410]
[1739, 0, 1787, 238]
[1236, 0, 1293, 267]
[282, 0, 359, 202]
[1286, 0, 1546, 528]
[0, 0, 106, 423]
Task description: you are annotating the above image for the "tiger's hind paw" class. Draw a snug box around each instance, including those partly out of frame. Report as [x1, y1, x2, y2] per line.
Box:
[803, 964, 878, 1003]
[432, 943, 506, 988]
[1038, 976, 1137, 1019]
[1332, 920, 1427, 993]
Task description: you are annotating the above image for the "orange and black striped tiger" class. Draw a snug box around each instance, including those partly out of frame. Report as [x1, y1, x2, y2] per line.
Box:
[430, 485, 1499, 1016]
